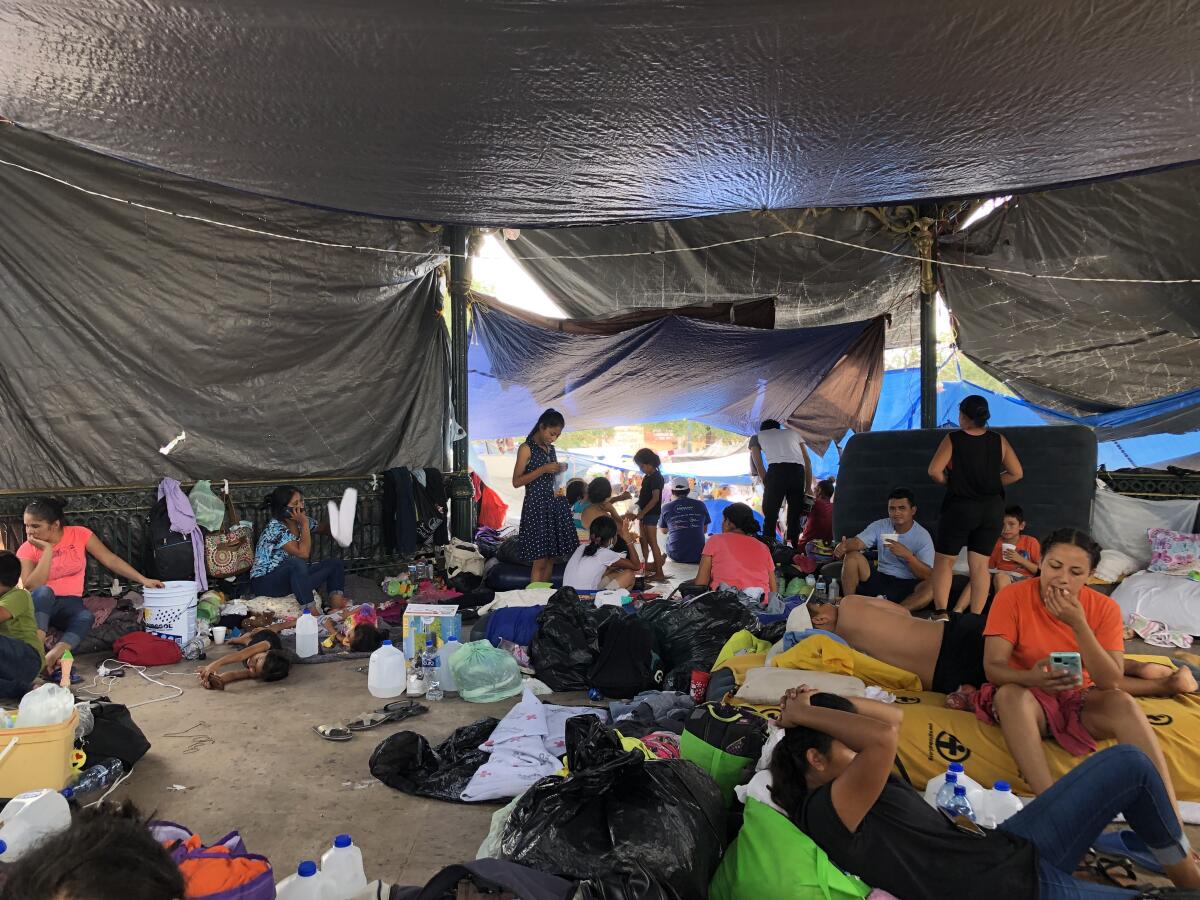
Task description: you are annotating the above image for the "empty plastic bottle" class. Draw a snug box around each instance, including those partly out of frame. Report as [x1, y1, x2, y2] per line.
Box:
[940, 784, 976, 821]
[276, 860, 324, 899]
[426, 679, 444, 702]
[827, 580, 840, 603]
[319, 834, 367, 898]
[295, 610, 319, 659]
[69, 759, 125, 799]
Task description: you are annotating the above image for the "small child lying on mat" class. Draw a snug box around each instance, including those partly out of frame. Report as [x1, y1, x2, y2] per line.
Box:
[198, 623, 292, 690]
[319, 603, 385, 652]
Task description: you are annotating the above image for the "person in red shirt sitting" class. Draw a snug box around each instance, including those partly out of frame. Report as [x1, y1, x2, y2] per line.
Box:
[795, 478, 834, 553]
[954, 504, 1041, 612]
[981, 528, 1183, 820]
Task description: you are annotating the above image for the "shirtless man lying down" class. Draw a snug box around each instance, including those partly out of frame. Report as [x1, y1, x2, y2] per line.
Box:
[807, 595, 1196, 697]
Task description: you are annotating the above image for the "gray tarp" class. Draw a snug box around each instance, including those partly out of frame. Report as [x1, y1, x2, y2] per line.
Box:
[0, 128, 449, 490]
[940, 165, 1200, 421]
[503, 208, 920, 347]
[2, 1, 1198, 225]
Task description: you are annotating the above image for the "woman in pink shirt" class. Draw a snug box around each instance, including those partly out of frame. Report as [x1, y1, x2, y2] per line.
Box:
[17, 497, 163, 673]
[695, 503, 777, 595]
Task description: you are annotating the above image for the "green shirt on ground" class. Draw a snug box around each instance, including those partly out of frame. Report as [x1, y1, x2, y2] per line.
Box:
[0, 587, 45, 665]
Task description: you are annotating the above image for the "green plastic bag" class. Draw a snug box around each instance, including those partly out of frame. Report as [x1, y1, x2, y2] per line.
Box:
[188, 480, 226, 532]
[710, 797, 870, 900]
[449, 640, 523, 703]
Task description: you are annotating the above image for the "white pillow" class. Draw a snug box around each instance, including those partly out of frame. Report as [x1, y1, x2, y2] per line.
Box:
[1093, 548, 1140, 584]
[1092, 486, 1199, 569]
[736, 666, 865, 703]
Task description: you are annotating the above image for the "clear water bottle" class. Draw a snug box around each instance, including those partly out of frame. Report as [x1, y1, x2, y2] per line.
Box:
[420, 635, 439, 678]
[941, 784, 976, 821]
[182, 634, 210, 660]
[934, 771, 959, 810]
[828, 580, 840, 603]
[813, 579, 827, 603]
[426, 680, 444, 702]
[70, 759, 125, 799]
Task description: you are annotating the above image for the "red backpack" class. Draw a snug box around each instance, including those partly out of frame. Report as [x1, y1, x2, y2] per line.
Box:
[114, 631, 183, 666]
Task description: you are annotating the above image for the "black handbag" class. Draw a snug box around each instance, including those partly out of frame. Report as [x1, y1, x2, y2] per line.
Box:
[84, 700, 151, 769]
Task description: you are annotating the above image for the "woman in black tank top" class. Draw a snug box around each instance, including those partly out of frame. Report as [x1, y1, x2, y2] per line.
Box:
[927, 395, 1023, 618]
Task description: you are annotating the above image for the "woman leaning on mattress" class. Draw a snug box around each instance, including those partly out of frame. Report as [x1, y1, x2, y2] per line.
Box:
[768, 682, 1199, 900]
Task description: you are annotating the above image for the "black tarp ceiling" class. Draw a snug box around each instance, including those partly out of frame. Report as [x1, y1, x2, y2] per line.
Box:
[502, 208, 920, 347]
[939, 165, 1200, 425]
[2, 1, 1199, 225]
[0, 127, 449, 490]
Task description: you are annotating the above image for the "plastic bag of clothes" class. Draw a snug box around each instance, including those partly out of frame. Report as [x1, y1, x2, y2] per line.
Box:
[370, 717, 499, 802]
[637, 592, 756, 692]
[450, 640, 524, 703]
[529, 588, 624, 692]
[500, 716, 725, 900]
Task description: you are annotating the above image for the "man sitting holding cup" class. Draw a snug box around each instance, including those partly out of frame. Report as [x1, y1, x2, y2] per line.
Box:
[832, 488, 935, 609]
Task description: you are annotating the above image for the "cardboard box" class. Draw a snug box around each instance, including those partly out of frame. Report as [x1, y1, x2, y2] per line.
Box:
[402, 604, 462, 659]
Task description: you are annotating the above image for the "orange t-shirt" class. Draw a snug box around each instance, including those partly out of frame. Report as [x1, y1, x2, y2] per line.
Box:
[15, 525, 94, 597]
[984, 577, 1124, 686]
[988, 534, 1042, 573]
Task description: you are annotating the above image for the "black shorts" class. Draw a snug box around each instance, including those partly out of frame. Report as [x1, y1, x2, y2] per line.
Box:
[931, 612, 987, 693]
[859, 570, 921, 604]
[936, 496, 1005, 557]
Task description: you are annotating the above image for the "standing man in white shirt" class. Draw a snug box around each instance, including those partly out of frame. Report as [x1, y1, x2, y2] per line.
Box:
[749, 419, 813, 547]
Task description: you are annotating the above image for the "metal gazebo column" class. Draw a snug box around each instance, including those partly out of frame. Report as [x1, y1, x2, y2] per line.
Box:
[447, 225, 475, 540]
[915, 207, 939, 429]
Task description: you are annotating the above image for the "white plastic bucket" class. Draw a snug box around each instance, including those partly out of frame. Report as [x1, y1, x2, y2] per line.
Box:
[143, 581, 199, 645]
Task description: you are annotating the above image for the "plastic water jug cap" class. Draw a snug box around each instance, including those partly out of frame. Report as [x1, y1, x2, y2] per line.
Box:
[334, 834, 352, 848]
[994, 781, 1012, 792]
[953, 785, 966, 796]
[302, 609, 312, 615]
[298, 861, 318, 877]
[0, 839, 7, 855]
[948, 762, 964, 773]
[382, 639, 393, 646]
[62, 788, 75, 799]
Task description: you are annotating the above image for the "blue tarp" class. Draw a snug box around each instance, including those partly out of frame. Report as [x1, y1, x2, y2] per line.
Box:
[468, 303, 878, 447]
[844, 369, 1200, 471]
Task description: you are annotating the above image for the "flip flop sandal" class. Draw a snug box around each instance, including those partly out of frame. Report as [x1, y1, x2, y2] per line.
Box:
[376, 699, 429, 720]
[345, 712, 398, 731]
[1094, 830, 1165, 874]
[1136, 887, 1200, 898]
[313, 724, 353, 741]
[1078, 852, 1138, 888]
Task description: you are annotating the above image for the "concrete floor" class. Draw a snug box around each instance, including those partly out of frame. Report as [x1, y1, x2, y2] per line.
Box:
[79, 648, 591, 887]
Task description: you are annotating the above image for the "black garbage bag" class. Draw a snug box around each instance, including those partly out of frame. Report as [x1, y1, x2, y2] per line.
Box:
[751, 618, 787, 645]
[370, 717, 499, 802]
[637, 592, 756, 692]
[500, 716, 725, 900]
[529, 587, 599, 691]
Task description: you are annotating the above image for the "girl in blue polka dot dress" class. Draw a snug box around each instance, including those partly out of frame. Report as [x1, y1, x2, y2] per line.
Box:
[512, 409, 578, 584]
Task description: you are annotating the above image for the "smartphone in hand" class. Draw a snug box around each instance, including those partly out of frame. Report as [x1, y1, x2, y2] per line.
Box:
[1050, 651, 1083, 684]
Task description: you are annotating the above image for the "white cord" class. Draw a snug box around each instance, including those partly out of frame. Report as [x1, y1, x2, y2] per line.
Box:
[82, 659, 197, 709]
[1, 151, 1198, 285]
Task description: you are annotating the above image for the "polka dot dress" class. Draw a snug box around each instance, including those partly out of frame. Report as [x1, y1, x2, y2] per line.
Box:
[516, 440, 579, 563]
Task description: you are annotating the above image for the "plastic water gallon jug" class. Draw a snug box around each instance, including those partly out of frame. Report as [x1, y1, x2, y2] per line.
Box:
[295, 610, 319, 659]
[276, 861, 324, 899]
[319, 833, 367, 898]
[367, 640, 407, 699]
[437, 640, 463, 693]
[0, 789, 71, 860]
[977, 781, 1024, 828]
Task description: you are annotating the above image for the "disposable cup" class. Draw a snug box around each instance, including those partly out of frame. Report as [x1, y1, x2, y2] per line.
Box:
[211, 626, 227, 644]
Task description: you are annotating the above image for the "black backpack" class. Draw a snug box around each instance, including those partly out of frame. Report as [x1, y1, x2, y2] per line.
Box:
[588, 615, 662, 699]
[84, 700, 152, 769]
[146, 496, 195, 582]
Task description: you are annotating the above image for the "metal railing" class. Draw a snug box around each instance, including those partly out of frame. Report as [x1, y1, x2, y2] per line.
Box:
[0, 475, 415, 593]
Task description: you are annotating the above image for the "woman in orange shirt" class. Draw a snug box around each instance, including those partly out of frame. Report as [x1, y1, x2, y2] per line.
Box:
[695, 503, 777, 595]
[981, 528, 1182, 820]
